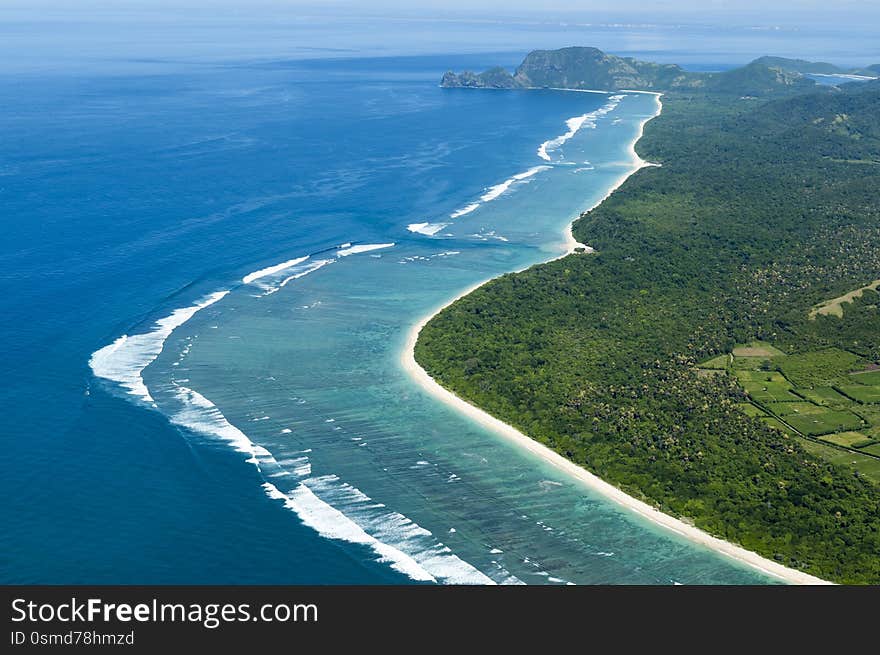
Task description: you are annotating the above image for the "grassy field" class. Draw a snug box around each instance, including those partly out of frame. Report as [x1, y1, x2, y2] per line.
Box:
[809, 279, 880, 319]
[731, 357, 773, 371]
[819, 431, 875, 448]
[719, 343, 880, 455]
[735, 370, 787, 383]
[699, 354, 730, 369]
[761, 417, 794, 436]
[778, 348, 865, 387]
[797, 438, 880, 485]
[737, 402, 767, 417]
[784, 409, 865, 436]
[860, 443, 880, 457]
[741, 382, 802, 403]
[732, 341, 787, 358]
[764, 401, 826, 416]
[794, 386, 852, 406]
[851, 370, 880, 385]
[837, 384, 880, 404]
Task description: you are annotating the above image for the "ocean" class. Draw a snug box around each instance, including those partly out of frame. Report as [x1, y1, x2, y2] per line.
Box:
[5, 11, 875, 584]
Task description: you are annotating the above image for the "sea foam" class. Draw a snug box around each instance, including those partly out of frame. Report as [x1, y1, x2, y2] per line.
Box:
[449, 203, 480, 219]
[537, 94, 625, 162]
[242, 256, 309, 284]
[89, 291, 229, 403]
[169, 384, 501, 584]
[271, 259, 334, 294]
[337, 243, 394, 257]
[411, 164, 551, 239]
[480, 165, 551, 202]
[243, 243, 394, 294]
[407, 222, 448, 236]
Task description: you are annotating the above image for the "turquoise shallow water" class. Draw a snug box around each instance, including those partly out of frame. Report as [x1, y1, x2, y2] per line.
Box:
[124, 88, 772, 584]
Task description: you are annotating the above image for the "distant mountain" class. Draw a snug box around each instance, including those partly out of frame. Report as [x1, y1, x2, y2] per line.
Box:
[703, 61, 818, 96]
[442, 47, 703, 92]
[441, 46, 822, 96]
[439, 67, 519, 89]
[849, 64, 880, 77]
[510, 47, 704, 91]
[749, 56, 843, 75]
[749, 57, 880, 80]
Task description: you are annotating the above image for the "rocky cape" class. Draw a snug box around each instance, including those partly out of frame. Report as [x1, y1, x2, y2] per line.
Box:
[441, 47, 879, 96]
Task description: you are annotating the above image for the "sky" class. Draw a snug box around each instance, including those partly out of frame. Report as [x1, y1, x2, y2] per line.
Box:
[4, 0, 879, 18]
[1, 1, 877, 73]
[4, 1, 879, 31]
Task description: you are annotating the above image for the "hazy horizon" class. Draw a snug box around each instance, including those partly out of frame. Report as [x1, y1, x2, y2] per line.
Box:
[1, 1, 877, 73]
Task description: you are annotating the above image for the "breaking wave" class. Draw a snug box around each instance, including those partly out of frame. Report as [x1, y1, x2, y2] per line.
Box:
[89, 291, 229, 403]
[537, 94, 625, 162]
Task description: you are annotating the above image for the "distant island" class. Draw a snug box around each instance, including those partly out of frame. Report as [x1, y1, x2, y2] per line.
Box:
[417, 47, 880, 584]
[441, 46, 878, 95]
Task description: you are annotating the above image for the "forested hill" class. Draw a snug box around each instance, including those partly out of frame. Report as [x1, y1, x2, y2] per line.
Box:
[750, 55, 843, 75]
[416, 83, 880, 583]
[751, 56, 880, 78]
[441, 46, 833, 94]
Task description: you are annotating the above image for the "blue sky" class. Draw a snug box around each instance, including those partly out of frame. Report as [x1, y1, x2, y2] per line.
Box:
[4, 0, 877, 16]
[2, 1, 877, 73]
[4, 1, 879, 30]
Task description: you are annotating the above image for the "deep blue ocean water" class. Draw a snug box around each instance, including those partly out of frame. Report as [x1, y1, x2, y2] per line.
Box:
[4, 52, 556, 583]
[3, 12, 876, 584]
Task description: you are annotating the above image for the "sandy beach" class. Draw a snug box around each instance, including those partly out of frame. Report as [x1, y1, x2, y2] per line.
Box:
[400, 91, 832, 586]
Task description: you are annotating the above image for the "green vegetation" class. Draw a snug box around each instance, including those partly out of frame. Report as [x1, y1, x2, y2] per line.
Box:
[711, 342, 878, 443]
[798, 439, 880, 485]
[795, 386, 851, 406]
[442, 47, 831, 95]
[737, 403, 767, 417]
[809, 280, 880, 318]
[785, 410, 864, 436]
[777, 349, 863, 387]
[417, 79, 880, 582]
[852, 370, 880, 385]
[750, 56, 844, 75]
[837, 385, 880, 403]
[763, 402, 824, 416]
[819, 432, 875, 449]
[761, 417, 794, 436]
[731, 341, 786, 358]
[699, 354, 730, 370]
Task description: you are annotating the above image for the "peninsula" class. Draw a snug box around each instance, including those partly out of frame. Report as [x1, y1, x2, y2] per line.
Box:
[440, 47, 878, 93]
[417, 47, 880, 584]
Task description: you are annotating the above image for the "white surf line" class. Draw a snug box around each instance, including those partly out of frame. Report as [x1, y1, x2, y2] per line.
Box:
[92, 243, 501, 584]
[450, 203, 480, 218]
[401, 91, 832, 585]
[408, 222, 448, 236]
[337, 243, 394, 257]
[243, 243, 395, 293]
[242, 256, 310, 284]
[170, 384, 502, 585]
[480, 165, 551, 202]
[418, 93, 626, 233]
[89, 291, 229, 404]
[273, 259, 335, 293]
[537, 94, 625, 162]
[92, 247, 350, 394]
[413, 166, 552, 236]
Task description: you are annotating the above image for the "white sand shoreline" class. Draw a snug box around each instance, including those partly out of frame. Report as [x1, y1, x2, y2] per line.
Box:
[400, 91, 832, 585]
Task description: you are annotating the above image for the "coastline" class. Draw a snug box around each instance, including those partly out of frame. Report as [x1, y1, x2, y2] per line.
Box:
[400, 91, 832, 586]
